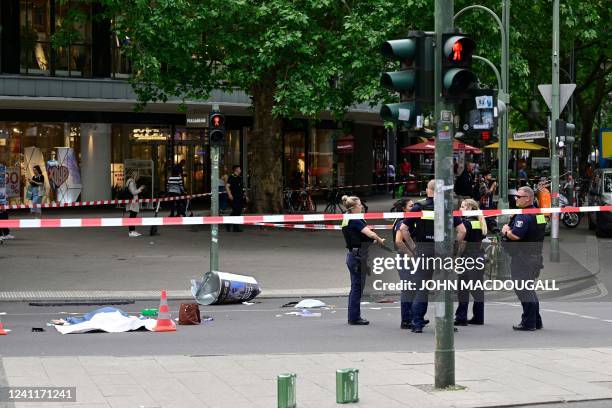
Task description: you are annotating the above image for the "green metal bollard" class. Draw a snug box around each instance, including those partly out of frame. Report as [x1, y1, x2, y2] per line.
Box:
[336, 368, 359, 404]
[277, 373, 297, 408]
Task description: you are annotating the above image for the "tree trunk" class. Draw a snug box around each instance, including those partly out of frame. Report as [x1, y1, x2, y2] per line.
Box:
[250, 78, 283, 213]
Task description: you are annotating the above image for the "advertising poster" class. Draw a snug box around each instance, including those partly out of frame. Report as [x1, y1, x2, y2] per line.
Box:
[55, 147, 82, 204]
[6, 167, 20, 198]
[0, 164, 7, 206]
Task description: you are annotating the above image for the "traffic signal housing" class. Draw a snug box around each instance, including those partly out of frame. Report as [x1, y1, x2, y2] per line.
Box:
[379, 31, 433, 125]
[209, 111, 225, 145]
[441, 33, 477, 100]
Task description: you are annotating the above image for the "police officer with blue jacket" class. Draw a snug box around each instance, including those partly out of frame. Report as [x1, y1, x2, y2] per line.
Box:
[454, 198, 487, 325]
[501, 186, 546, 331]
[341, 195, 385, 326]
[401, 179, 436, 333]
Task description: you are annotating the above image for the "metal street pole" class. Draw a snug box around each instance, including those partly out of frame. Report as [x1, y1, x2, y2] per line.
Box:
[434, 0, 455, 389]
[210, 106, 220, 272]
[550, 0, 560, 262]
[453, 2, 509, 211]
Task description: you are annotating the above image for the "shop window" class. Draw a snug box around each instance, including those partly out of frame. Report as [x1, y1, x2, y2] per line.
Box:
[54, 0, 92, 77]
[284, 131, 305, 189]
[308, 128, 333, 188]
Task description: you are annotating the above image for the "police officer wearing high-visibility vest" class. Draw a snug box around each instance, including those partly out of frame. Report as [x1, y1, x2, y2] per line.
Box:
[400, 179, 436, 333]
[501, 186, 546, 331]
[341, 195, 386, 325]
[454, 199, 487, 326]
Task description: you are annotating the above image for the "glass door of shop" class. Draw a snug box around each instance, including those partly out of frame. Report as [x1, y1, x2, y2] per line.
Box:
[130, 142, 167, 196]
[173, 142, 207, 195]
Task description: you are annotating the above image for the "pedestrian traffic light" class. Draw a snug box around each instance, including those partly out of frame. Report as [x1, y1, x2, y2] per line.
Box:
[209, 111, 225, 145]
[379, 31, 433, 125]
[441, 33, 477, 100]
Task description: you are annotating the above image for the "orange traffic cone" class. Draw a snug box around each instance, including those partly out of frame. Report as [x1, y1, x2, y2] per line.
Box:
[0, 315, 7, 335]
[153, 290, 176, 332]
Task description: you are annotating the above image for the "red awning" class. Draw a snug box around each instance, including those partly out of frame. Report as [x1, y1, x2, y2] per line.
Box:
[401, 139, 482, 154]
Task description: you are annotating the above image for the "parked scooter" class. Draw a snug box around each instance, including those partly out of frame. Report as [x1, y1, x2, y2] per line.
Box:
[559, 176, 583, 228]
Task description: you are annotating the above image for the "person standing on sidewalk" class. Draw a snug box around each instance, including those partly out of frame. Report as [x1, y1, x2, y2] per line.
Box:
[341, 195, 385, 326]
[28, 165, 45, 219]
[126, 170, 145, 237]
[402, 179, 436, 333]
[454, 198, 487, 326]
[226, 165, 246, 232]
[454, 162, 475, 208]
[501, 186, 545, 331]
[167, 166, 186, 217]
[393, 198, 416, 329]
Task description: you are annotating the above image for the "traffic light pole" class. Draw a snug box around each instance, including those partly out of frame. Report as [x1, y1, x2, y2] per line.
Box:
[434, 0, 455, 390]
[454, 1, 509, 212]
[550, 0, 560, 262]
[210, 105, 221, 273]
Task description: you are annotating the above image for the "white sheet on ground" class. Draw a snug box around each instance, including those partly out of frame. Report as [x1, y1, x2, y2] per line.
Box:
[54, 311, 157, 334]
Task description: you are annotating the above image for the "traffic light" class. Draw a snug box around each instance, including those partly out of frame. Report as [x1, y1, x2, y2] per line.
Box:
[556, 119, 576, 144]
[209, 111, 225, 145]
[441, 33, 477, 100]
[379, 31, 433, 125]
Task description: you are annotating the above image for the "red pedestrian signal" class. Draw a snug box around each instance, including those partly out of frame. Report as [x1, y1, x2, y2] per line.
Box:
[481, 131, 491, 141]
[208, 111, 225, 145]
[441, 33, 477, 99]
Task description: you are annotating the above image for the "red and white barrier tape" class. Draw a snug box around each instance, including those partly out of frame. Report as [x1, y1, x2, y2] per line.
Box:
[0, 206, 609, 229]
[254, 223, 393, 230]
[0, 192, 213, 211]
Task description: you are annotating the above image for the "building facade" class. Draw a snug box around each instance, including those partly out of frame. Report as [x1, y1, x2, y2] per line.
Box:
[0, 0, 384, 205]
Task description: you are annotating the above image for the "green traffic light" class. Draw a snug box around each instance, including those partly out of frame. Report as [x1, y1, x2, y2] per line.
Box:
[380, 70, 416, 92]
[443, 68, 477, 95]
[379, 102, 415, 123]
[381, 39, 417, 61]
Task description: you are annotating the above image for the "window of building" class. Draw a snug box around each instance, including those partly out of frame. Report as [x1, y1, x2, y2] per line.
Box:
[111, 16, 131, 78]
[19, 0, 91, 77]
[20, 0, 51, 75]
[284, 131, 305, 189]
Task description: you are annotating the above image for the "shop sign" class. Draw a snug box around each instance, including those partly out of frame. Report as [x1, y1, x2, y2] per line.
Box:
[131, 128, 169, 141]
[336, 135, 354, 152]
[186, 114, 208, 128]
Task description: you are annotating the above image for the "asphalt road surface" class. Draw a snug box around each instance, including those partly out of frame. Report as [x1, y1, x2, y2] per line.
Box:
[1, 296, 611, 357]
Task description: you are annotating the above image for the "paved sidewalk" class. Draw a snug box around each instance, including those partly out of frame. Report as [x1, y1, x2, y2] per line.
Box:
[2, 347, 612, 407]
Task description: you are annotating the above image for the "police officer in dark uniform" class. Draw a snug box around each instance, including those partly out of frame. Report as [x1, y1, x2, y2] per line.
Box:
[454, 198, 487, 326]
[226, 165, 246, 232]
[393, 198, 416, 329]
[401, 179, 436, 333]
[501, 186, 546, 331]
[341, 195, 385, 325]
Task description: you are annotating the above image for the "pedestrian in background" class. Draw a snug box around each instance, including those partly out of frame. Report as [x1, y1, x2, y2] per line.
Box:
[126, 170, 145, 237]
[28, 165, 45, 219]
[454, 198, 487, 326]
[226, 165, 246, 232]
[219, 167, 229, 212]
[341, 195, 385, 326]
[167, 166, 186, 217]
[393, 198, 416, 329]
[454, 162, 475, 208]
[502, 186, 545, 331]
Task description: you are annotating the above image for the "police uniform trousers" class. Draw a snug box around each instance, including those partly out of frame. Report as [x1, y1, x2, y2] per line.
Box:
[397, 264, 414, 323]
[410, 247, 433, 329]
[346, 248, 368, 322]
[510, 254, 543, 329]
[455, 251, 485, 323]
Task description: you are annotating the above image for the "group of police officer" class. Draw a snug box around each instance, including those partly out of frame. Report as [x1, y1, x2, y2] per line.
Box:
[341, 180, 546, 332]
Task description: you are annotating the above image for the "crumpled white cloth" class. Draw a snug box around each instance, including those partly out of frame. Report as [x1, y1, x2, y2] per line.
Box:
[55, 310, 157, 334]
